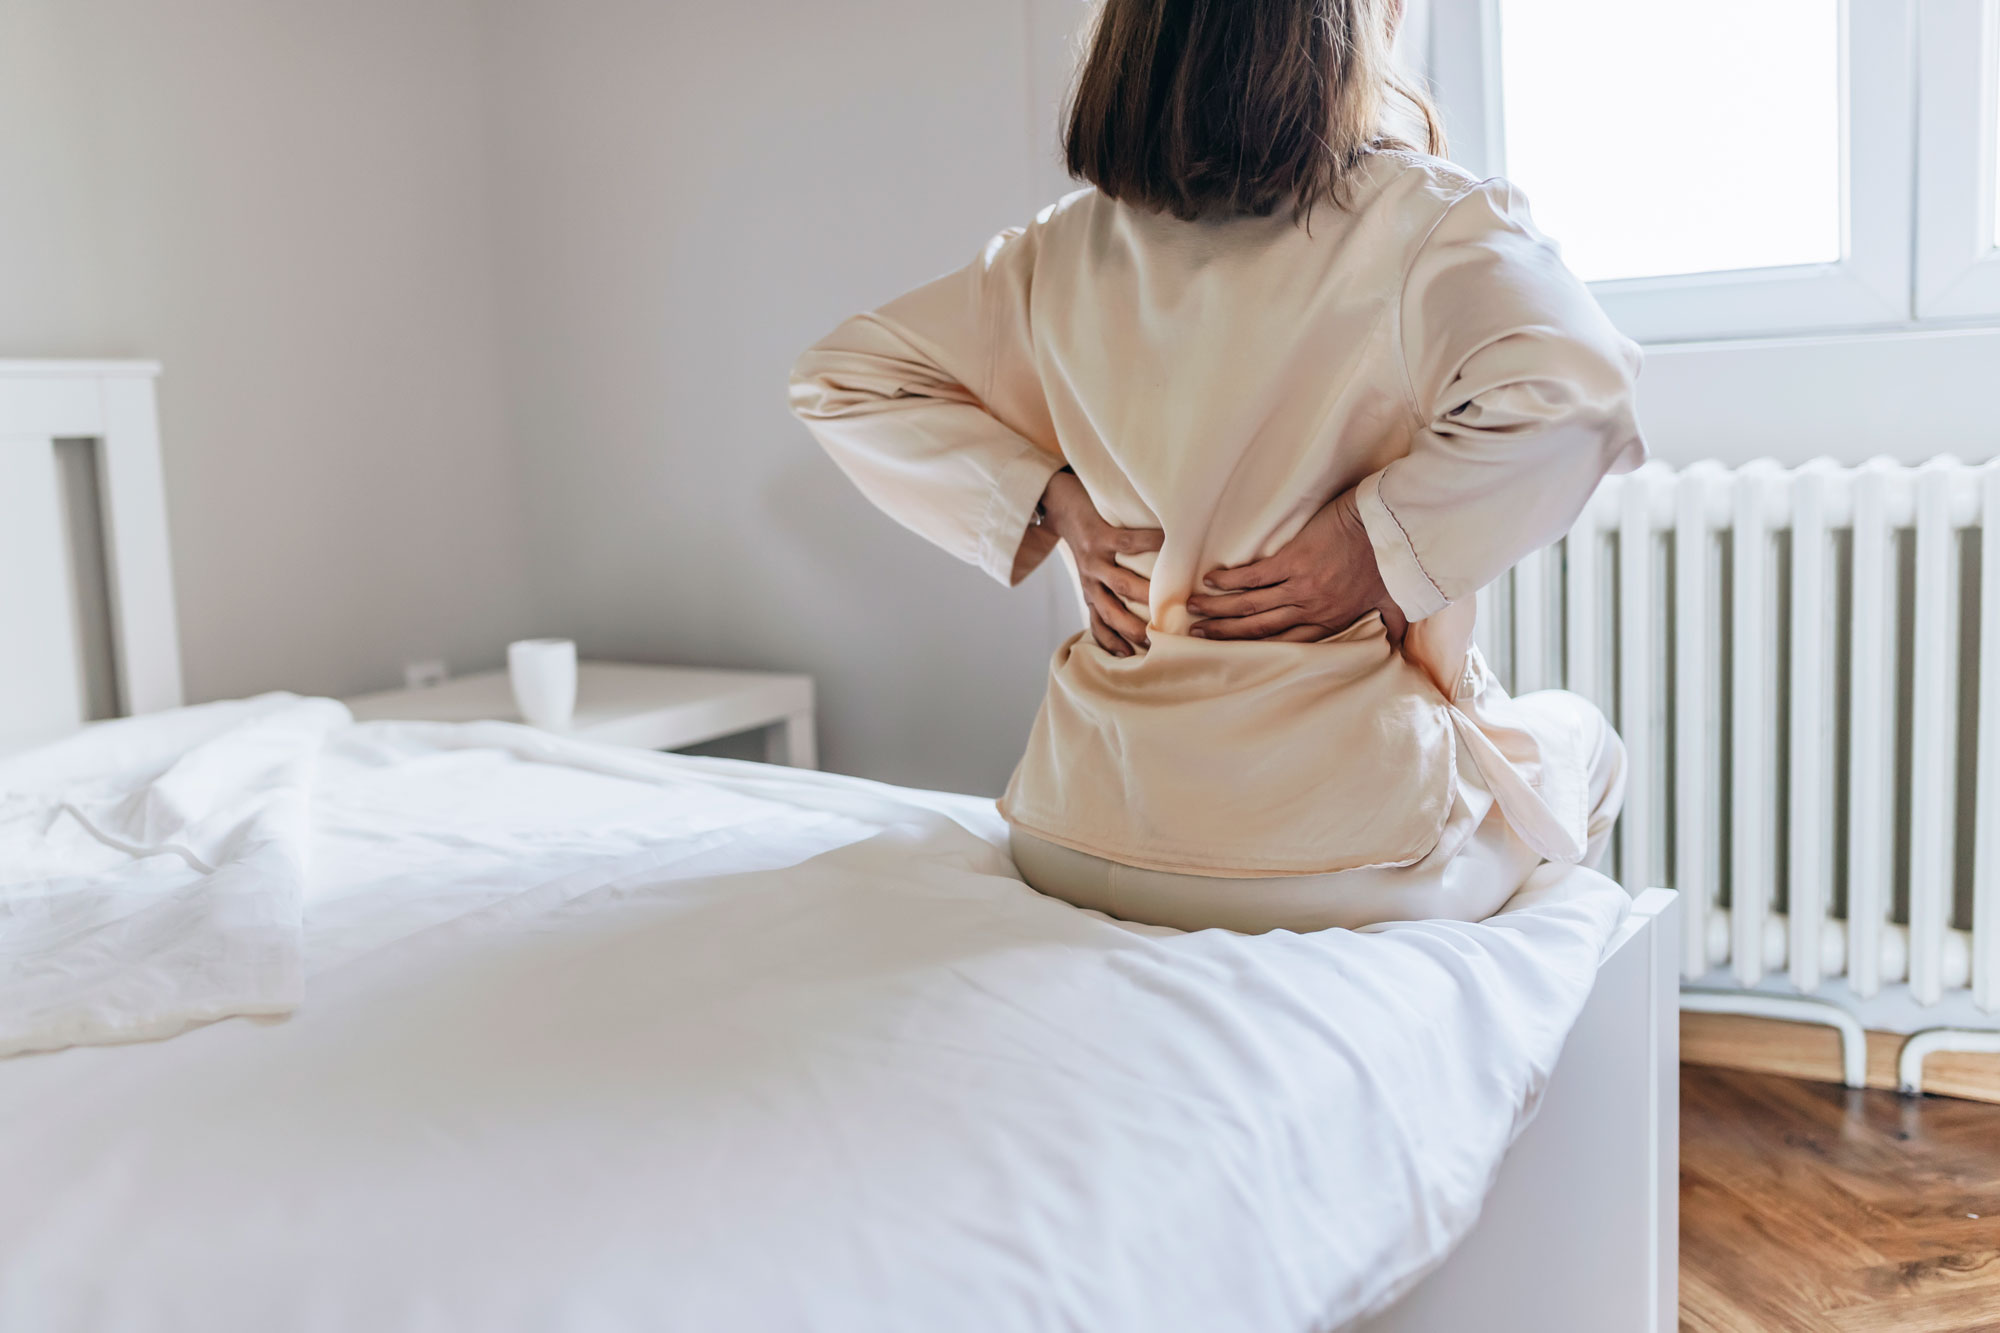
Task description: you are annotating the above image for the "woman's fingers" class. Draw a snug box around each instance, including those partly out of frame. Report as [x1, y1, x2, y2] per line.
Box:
[1111, 526, 1165, 554]
[1184, 582, 1290, 619]
[1096, 561, 1152, 607]
[1086, 578, 1151, 647]
[1189, 604, 1307, 640]
[1087, 605, 1134, 657]
[1201, 555, 1284, 591]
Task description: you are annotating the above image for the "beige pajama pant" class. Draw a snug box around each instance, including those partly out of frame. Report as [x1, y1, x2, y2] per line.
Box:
[1009, 691, 1626, 934]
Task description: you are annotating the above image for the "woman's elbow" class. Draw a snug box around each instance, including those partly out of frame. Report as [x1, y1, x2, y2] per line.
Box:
[787, 347, 835, 421]
[788, 338, 879, 423]
[788, 314, 916, 422]
[1534, 331, 1645, 477]
[1583, 335, 1647, 476]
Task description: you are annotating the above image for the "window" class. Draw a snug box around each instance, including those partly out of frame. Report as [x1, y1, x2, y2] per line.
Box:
[1431, 0, 2000, 340]
[1496, 0, 1840, 283]
[1915, 0, 2000, 317]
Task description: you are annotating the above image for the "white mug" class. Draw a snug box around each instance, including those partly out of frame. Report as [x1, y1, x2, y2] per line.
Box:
[507, 638, 577, 732]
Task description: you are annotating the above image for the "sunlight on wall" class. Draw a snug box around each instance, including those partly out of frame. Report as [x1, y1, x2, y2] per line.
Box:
[1497, 0, 1841, 282]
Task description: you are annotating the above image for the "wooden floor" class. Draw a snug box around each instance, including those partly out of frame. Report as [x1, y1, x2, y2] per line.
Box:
[1681, 1065, 2000, 1331]
[1682, 1012, 2000, 1105]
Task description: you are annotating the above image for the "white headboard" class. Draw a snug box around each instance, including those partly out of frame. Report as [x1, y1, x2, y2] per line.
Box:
[0, 361, 183, 752]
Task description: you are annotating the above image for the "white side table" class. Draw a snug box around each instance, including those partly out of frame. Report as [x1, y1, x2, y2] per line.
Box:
[345, 661, 817, 767]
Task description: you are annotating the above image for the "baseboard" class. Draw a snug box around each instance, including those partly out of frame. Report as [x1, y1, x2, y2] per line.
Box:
[1681, 1012, 2000, 1105]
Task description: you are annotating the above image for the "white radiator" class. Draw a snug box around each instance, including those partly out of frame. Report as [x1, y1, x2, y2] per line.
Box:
[1475, 457, 2000, 1088]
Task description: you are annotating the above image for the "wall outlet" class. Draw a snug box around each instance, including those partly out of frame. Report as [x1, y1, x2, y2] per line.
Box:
[403, 659, 448, 690]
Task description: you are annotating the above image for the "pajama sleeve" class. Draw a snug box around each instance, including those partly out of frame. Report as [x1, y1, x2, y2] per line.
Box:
[1356, 178, 1646, 623]
[789, 224, 1066, 588]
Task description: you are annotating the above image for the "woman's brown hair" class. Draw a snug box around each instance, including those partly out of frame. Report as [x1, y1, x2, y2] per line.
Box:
[1062, 0, 1445, 222]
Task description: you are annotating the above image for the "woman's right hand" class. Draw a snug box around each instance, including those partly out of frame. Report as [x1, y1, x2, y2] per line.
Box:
[1185, 486, 1407, 646]
[1039, 469, 1163, 657]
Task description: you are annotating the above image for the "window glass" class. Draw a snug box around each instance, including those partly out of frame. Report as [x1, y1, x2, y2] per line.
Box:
[1497, 0, 1841, 282]
[1992, 38, 2000, 248]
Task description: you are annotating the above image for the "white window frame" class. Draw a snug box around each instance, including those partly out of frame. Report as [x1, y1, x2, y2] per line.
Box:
[1429, 0, 1916, 344]
[1916, 0, 2000, 318]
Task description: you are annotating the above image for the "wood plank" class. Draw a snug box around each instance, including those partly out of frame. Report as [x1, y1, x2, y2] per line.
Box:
[1680, 1163, 1856, 1330]
[1681, 1065, 2000, 1333]
[1681, 1011, 2000, 1106]
[1849, 1248, 2000, 1302]
[1680, 1072, 1903, 1249]
[1823, 1283, 2000, 1333]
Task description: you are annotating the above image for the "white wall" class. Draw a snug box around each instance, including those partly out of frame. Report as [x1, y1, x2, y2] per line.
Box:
[481, 0, 1082, 795]
[30, 0, 1953, 796]
[0, 0, 534, 704]
[1639, 328, 2000, 467]
[0, 0, 1091, 793]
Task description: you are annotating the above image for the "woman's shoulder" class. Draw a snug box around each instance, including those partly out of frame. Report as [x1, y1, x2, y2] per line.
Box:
[1036, 185, 1105, 224]
[1353, 149, 1503, 221]
[1014, 162, 1536, 265]
[980, 187, 1106, 264]
[1353, 153, 1570, 271]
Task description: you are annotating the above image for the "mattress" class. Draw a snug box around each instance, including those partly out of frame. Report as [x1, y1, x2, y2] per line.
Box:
[0, 699, 1627, 1332]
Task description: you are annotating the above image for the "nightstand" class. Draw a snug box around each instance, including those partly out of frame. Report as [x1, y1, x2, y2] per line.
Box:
[345, 661, 817, 767]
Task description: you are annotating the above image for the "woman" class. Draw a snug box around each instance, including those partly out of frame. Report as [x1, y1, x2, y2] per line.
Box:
[790, 0, 1643, 933]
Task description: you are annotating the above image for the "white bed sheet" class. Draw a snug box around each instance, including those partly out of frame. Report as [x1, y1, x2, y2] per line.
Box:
[0, 704, 1628, 1332]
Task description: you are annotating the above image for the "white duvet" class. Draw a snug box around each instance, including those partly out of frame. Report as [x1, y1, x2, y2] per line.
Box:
[0, 698, 1627, 1332]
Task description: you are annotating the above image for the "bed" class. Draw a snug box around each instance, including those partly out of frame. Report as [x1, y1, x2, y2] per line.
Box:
[0, 362, 1677, 1331]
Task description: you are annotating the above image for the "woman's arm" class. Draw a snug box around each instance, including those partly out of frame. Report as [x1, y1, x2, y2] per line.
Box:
[1360, 178, 1644, 620]
[789, 226, 1162, 654]
[789, 230, 1066, 589]
[1188, 178, 1643, 640]
[1038, 469, 1162, 657]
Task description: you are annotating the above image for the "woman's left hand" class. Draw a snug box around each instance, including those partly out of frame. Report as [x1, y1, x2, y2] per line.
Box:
[1185, 487, 1408, 644]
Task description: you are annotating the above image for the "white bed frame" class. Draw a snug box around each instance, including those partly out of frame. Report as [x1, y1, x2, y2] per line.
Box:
[1363, 887, 1680, 1332]
[1, 360, 1677, 1331]
[0, 361, 183, 751]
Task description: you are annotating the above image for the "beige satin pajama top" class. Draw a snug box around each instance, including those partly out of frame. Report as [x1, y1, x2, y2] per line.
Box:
[790, 151, 1645, 878]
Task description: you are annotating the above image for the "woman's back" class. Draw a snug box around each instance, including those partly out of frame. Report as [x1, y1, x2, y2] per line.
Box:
[792, 149, 1641, 877]
[1015, 152, 1539, 632]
